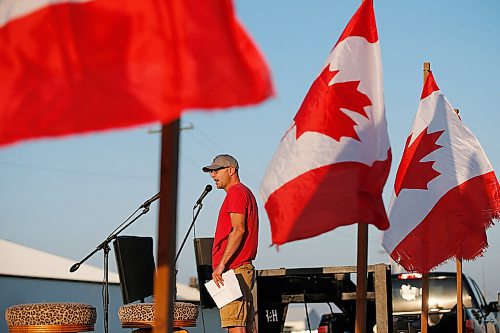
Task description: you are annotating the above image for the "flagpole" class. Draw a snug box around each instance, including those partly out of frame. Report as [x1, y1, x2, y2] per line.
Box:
[457, 258, 463, 333]
[155, 3, 181, 332]
[420, 61, 431, 333]
[421, 273, 429, 333]
[355, 223, 368, 333]
[454, 107, 463, 333]
[154, 120, 180, 333]
[354, 1, 370, 331]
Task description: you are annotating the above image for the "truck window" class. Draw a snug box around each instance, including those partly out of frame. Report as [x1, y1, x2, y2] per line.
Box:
[392, 275, 473, 314]
[468, 277, 486, 308]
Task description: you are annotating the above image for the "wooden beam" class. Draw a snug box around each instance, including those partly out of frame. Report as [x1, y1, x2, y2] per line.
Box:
[373, 264, 391, 333]
[153, 120, 180, 333]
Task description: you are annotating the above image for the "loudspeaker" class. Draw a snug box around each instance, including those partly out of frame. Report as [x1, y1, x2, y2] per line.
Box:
[194, 237, 216, 309]
[113, 236, 155, 304]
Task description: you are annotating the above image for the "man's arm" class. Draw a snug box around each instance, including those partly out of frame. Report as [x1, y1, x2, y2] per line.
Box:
[212, 212, 245, 287]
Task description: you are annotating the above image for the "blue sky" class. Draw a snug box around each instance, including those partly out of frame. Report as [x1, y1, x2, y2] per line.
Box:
[1, 0, 499, 304]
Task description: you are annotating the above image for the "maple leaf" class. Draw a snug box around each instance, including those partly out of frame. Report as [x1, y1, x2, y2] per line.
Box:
[394, 127, 444, 196]
[294, 66, 371, 141]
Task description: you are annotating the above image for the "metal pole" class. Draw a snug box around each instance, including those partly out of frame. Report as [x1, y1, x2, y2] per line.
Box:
[103, 244, 110, 333]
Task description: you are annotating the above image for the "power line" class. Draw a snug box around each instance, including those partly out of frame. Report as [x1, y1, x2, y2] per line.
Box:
[0, 161, 154, 179]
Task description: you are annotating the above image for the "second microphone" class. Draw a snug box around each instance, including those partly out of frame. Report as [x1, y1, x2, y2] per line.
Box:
[194, 184, 213, 208]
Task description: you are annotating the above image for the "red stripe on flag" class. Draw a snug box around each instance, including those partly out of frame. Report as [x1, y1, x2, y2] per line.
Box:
[391, 171, 500, 273]
[1, 1, 163, 145]
[264, 154, 391, 245]
[0, 0, 273, 146]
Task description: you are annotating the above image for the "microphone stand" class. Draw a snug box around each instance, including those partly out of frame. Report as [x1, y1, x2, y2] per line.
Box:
[70, 203, 154, 333]
[175, 203, 204, 265]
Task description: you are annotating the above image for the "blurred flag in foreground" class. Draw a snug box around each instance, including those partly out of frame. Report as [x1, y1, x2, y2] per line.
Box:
[0, 0, 273, 146]
[382, 71, 499, 272]
[260, 0, 391, 245]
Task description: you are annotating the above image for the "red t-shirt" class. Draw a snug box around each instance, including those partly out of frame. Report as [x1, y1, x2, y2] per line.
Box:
[212, 182, 259, 270]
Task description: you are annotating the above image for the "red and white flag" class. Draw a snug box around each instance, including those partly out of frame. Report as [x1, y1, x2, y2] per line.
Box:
[382, 71, 499, 273]
[0, 0, 273, 146]
[259, 0, 391, 245]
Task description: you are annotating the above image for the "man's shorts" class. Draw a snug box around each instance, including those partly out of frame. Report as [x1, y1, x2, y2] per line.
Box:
[219, 263, 255, 329]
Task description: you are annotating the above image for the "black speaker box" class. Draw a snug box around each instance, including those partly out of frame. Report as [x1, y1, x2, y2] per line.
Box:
[113, 236, 155, 304]
[194, 237, 216, 309]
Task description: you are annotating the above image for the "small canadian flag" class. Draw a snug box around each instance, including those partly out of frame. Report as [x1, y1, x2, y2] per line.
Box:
[382, 71, 499, 273]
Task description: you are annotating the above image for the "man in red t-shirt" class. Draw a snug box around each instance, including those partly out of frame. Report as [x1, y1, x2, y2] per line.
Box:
[202, 154, 258, 333]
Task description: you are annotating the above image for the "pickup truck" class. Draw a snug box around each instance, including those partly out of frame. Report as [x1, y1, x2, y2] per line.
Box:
[392, 272, 500, 333]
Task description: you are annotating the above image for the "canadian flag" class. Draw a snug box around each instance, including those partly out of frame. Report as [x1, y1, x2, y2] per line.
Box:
[0, 0, 272, 146]
[259, 0, 391, 245]
[382, 71, 499, 273]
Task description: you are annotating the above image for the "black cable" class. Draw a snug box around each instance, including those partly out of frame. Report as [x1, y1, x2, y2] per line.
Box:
[304, 300, 312, 332]
[327, 302, 334, 315]
[107, 207, 142, 237]
[193, 207, 196, 238]
[200, 305, 207, 333]
[101, 282, 105, 332]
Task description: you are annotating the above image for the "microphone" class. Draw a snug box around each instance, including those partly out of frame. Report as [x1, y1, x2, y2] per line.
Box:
[140, 192, 160, 208]
[69, 262, 80, 273]
[194, 184, 213, 208]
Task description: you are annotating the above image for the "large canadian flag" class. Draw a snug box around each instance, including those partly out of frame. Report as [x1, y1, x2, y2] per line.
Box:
[0, 0, 273, 146]
[382, 71, 499, 273]
[260, 0, 391, 245]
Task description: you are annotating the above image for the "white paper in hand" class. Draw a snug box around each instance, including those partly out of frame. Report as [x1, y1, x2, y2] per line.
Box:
[204, 269, 243, 308]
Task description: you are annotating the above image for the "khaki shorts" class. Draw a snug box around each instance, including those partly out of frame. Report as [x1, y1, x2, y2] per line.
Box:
[220, 263, 255, 329]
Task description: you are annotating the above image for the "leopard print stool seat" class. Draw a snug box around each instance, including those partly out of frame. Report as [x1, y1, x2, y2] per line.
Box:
[5, 303, 97, 333]
[118, 302, 198, 330]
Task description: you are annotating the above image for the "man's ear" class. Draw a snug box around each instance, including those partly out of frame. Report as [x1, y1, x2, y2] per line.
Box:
[229, 167, 237, 176]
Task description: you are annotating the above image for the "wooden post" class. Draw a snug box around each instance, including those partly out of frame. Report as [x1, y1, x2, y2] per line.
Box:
[457, 258, 463, 333]
[153, 120, 180, 333]
[421, 273, 429, 333]
[454, 107, 463, 333]
[420, 62, 431, 333]
[355, 223, 368, 333]
[354, 1, 370, 332]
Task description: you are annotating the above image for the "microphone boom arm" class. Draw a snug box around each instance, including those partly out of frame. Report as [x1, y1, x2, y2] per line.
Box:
[69, 206, 150, 272]
[68, 192, 158, 333]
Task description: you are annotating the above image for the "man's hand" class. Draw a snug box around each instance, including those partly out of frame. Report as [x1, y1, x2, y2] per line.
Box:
[212, 262, 225, 288]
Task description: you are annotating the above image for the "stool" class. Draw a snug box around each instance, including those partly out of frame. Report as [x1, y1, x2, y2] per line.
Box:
[118, 302, 198, 332]
[5, 303, 97, 333]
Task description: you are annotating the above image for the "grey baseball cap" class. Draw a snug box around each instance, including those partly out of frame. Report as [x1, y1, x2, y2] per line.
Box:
[202, 154, 239, 172]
